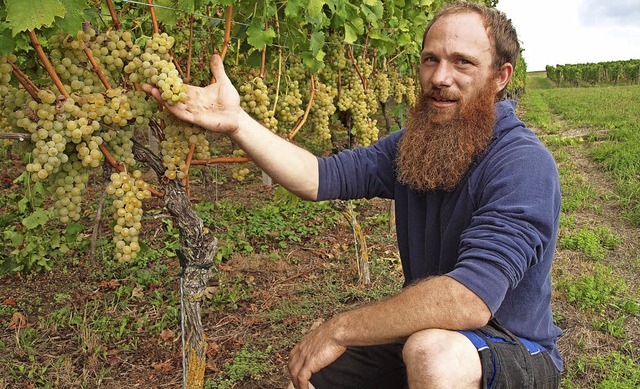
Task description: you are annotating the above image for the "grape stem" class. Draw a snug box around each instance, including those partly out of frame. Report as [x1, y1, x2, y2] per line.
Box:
[347, 45, 367, 93]
[220, 5, 233, 61]
[288, 74, 315, 141]
[190, 157, 251, 165]
[259, 21, 268, 79]
[83, 45, 112, 90]
[7, 60, 39, 100]
[186, 16, 194, 82]
[147, 0, 159, 34]
[28, 30, 69, 98]
[105, 0, 121, 31]
[0, 132, 31, 141]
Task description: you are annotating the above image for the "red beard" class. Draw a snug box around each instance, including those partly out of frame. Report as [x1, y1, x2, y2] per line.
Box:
[396, 79, 497, 192]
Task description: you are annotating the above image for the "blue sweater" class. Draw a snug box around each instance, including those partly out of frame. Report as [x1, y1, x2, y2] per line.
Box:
[317, 100, 563, 370]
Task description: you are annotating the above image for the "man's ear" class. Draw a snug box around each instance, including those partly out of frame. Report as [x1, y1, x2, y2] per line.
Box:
[496, 62, 514, 93]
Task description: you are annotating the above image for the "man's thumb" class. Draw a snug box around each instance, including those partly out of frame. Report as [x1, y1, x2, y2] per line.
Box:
[209, 54, 227, 85]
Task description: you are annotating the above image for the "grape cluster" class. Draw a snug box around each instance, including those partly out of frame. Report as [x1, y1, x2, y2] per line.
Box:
[124, 33, 188, 105]
[231, 166, 251, 182]
[239, 77, 278, 132]
[320, 33, 347, 89]
[51, 156, 89, 223]
[106, 170, 151, 262]
[309, 81, 337, 147]
[160, 115, 211, 180]
[337, 58, 379, 147]
[372, 71, 391, 105]
[389, 67, 407, 105]
[404, 75, 417, 107]
[276, 79, 304, 127]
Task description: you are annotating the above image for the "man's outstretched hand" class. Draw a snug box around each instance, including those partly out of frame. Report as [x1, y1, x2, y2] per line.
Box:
[142, 54, 243, 135]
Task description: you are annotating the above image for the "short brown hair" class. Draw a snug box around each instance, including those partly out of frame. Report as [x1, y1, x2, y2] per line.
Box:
[422, 1, 520, 96]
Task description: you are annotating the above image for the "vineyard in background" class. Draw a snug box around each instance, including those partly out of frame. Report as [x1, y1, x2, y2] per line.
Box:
[545, 59, 640, 87]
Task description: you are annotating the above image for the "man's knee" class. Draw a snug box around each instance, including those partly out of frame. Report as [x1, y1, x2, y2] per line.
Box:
[402, 329, 481, 387]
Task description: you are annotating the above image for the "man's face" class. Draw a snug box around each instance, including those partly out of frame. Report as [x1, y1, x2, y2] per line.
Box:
[419, 12, 499, 118]
[396, 11, 503, 192]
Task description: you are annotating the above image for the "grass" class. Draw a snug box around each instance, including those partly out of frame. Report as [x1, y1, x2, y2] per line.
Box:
[521, 73, 640, 388]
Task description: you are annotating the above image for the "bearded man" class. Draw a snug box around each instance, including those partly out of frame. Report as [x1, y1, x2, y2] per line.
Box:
[144, 1, 563, 388]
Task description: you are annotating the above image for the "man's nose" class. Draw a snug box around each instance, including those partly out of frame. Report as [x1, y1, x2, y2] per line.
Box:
[430, 62, 453, 88]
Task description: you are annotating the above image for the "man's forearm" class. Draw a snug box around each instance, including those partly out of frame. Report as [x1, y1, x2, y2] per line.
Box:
[230, 111, 320, 200]
[329, 276, 491, 346]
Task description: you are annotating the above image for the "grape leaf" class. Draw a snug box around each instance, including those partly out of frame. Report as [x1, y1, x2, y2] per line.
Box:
[344, 18, 364, 44]
[22, 209, 49, 230]
[0, 24, 16, 53]
[176, 0, 196, 14]
[5, 0, 66, 35]
[284, 0, 304, 19]
[301, 51, 323, 74]
[155, 0, 178, 27]
[308, 0, 326, 19]
[309, 31, 325, 58]
[246, 18, 275, 50]
[361, 0, 383, 25]
[54, 0, 93, 35]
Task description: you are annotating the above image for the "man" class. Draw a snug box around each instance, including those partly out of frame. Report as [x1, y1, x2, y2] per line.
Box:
[144, 2, 563, 388]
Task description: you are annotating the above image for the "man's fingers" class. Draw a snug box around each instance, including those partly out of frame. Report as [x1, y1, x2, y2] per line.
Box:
[209, 54, 230, 86]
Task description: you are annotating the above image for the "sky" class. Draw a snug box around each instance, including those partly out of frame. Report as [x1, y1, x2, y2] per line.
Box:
[495, 0, 640, 71]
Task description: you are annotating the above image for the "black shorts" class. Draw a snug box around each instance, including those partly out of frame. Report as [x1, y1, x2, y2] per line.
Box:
[309, 318, 560, 389]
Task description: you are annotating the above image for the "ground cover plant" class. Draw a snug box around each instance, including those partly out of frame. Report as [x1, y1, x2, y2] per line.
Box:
[520, 75, 640, 388]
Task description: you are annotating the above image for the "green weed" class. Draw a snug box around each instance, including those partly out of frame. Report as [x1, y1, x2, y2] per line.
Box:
[559, 225, 620, 261]
[206, 345, 274, 389]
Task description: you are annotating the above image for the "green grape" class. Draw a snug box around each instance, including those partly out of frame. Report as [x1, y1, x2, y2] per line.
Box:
[107, 170, 151, 263]
[160, 114, 210, 180]
[239, 76, 278, 133]
[309, 81, 337, 149]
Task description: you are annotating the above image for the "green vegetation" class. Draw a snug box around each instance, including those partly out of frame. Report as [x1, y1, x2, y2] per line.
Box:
[522, 73, 640, 388]
[546, 59, 640, 87]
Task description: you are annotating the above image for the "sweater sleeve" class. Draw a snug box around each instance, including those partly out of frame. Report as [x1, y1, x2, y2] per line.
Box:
[447, 130, 561, 314]
[316, 130, 403, 201]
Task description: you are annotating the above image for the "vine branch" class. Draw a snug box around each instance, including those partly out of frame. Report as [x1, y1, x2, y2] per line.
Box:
[105, 0, 121, 31]
[147, 0, 159, 34]
[83, 46, 112, 90]
[8, 60, 39, 100]
[190, 157, 250, 165]
[220, 5, 233, 61]
[288, 74, 315, 141]
[28, 30, 68, 98]
[347, 45, 366, 93]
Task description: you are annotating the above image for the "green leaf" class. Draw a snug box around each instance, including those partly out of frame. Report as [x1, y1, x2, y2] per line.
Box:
[309, 31, 325, 57]
[361, 0, 383, 25]
[5, 0, 67, 35]
[247, 18, 276, 50]
[65, 223, 84, 244]
[308, 0, 326, 19]
[22, 209, 49, 230]
[284, 0, 304, 19]
[155, 0, 178, 27]
[301, 51, 323, 74]
[176, 0, 196, 14]
[344, 18, 364, 44]
[54, 0, 92, 35]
